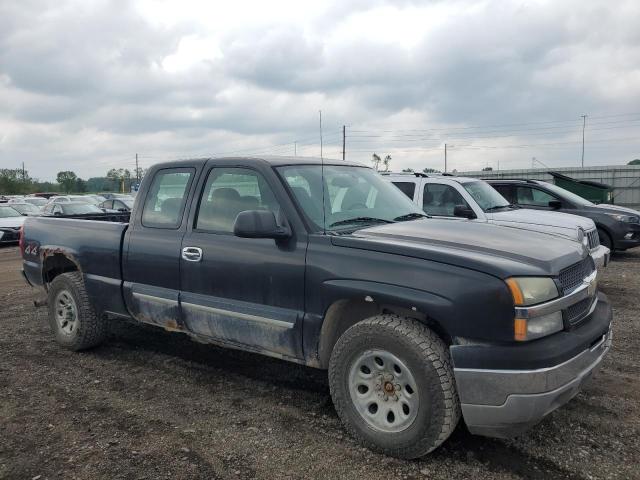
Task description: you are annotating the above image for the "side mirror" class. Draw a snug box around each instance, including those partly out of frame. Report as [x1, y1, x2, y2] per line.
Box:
[548, 200, 562, 210]
[233, 210, 291, 239]
[453, 204, 476, 219]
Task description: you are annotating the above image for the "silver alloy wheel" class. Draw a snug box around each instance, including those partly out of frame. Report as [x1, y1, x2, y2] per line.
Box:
[348, 349, 419, 433]
[54, 290, 79, 336]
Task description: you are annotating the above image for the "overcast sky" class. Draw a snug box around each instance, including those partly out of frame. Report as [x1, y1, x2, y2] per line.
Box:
[1, 0, 639, 181]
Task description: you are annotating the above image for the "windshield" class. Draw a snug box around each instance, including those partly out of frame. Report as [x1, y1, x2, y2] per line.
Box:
[0, 206, 22, 218]
[278, 165, 424, 232]
[121, 199, 134, 208]
[10, 203, 39, 214]
[462, 181, 510, 211]
[542, 182, 595, 207]
[62, 203, 103, 214]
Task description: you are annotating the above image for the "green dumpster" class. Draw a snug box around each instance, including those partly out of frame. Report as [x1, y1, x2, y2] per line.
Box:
[548, 171, 613, 204]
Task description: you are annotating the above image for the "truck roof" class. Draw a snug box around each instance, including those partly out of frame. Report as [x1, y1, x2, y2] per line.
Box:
[151, 155, 367, 169]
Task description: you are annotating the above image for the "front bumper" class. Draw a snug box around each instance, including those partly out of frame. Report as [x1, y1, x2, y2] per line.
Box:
[590, 245, 610, 270]
[452, 296, 612, 438]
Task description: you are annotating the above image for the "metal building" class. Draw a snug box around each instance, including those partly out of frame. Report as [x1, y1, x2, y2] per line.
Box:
[460, 165, 640, 209]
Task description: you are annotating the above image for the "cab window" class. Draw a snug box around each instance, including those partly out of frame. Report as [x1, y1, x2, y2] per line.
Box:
[195, 168, 280, 233]
[422, 183, 471, 216]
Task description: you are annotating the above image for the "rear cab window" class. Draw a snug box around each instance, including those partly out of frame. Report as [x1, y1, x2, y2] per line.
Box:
[142, 168, 195, 228]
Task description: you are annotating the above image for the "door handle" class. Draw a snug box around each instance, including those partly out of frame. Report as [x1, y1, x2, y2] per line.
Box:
[181, 247, 203, 262]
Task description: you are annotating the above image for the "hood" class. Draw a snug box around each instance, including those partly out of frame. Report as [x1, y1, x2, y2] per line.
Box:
[590, 203, 640, 216]
[0, 216, 26, 228]
[332, 218, 586, 278]
[489, 208, 595, 241]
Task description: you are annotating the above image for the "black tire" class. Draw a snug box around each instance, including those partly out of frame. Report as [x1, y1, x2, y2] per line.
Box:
[47, 272, 106, 351]
[597, 228, 613, 251]
[328, 315, 460, 459]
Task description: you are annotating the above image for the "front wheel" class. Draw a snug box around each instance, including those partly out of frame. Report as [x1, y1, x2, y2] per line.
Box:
[328, 315, 460, 459]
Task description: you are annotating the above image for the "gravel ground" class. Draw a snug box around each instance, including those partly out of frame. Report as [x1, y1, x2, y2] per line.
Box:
[0, 245, 639, 480]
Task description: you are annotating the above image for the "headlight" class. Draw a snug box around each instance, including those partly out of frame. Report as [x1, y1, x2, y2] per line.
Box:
[506, 277, 562, 341]
[605, 213, 639, 223]
[505, 277, 559, 306]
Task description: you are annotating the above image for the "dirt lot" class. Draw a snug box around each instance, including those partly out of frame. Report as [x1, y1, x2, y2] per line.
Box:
[1, 246, 639, 480]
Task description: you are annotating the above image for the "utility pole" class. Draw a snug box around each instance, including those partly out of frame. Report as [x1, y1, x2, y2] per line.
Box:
[319, 110, 323, 160]
[22, 162, 25, 182]
[581, 114, 587, 167]
[342, 125, 346, 161]
[294, 141, 297, 156]
[444, 143, 447, 173]
[135, 153, 139, 183]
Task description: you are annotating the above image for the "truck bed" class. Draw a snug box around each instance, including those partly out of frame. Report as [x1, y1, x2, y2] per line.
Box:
[22, 216, 130, 317]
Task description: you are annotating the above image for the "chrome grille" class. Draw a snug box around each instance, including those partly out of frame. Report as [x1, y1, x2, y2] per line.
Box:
[587, 229, 600, 249]
[558, 257, 594, 293]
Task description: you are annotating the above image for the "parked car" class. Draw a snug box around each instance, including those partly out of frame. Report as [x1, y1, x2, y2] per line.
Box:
[487, 179, 640, 251]
[0, 205, 26, 244]
[384, 173, 609, 269]
[82, 194, 107, 205]
[99, 197, 134, 212]
[12, 197, 49, 208]
[47, 195, 92, 205]
[8, 202, 42, 216]
[100, 193, 132, 200]
[41, 202, 105, 216]
[21, 157, 611, 459]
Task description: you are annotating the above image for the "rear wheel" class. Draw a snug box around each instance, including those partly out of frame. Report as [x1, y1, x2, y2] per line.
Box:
[328, 315, 460, 459]
[47, 272, 106, 350]
[597, 228, 613, 250]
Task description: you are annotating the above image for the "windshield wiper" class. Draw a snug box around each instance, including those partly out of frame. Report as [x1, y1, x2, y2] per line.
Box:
[329, 217, 394, 228]
[393, 212, 430, 221]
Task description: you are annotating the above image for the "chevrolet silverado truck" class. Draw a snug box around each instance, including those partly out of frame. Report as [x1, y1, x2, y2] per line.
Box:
[21, 156, 612, 459]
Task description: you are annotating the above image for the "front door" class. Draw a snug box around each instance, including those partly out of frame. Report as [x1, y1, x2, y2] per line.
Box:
[179, 165, 307, 360]
[123, 167, 197, 330]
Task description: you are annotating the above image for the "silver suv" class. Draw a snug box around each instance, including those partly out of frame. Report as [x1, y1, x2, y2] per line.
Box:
[383, 172, 609, 270]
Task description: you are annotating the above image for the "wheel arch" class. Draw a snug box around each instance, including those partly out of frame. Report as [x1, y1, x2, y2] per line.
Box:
[42, 251, 81, 287]
[315, 281, 453, 369]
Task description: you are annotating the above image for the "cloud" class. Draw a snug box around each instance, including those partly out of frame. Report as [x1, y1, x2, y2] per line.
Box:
[1, 0, 639, 179]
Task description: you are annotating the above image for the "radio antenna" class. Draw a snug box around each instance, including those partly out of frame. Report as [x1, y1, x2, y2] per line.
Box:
[320, 110, 326, 235]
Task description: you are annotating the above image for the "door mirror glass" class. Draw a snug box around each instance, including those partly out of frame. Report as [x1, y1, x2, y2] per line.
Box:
[233, 210, 291, 239]
[548, 200, 562, 209]
[453, 205, 476, 219]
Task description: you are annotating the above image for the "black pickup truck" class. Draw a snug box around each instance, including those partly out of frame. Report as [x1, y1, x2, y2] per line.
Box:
[21, 156, 612, 459]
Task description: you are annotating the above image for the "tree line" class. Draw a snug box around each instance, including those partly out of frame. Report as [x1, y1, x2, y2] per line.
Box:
[0, 167, 146, 195]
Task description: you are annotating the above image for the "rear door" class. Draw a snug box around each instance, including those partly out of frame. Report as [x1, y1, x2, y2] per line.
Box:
[179, 161, 307, 359]
[122, 166, 198, 330]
